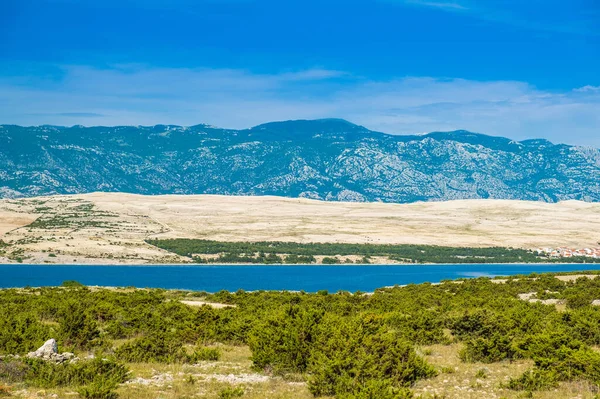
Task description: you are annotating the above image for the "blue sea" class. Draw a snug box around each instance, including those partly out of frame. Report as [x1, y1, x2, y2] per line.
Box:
[0, 264, 598, 292]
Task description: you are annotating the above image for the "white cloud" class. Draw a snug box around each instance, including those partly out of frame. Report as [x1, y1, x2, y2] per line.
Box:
[0, 64, 599, 147]
[388, 0, 599, 36]
[575, 85, 600, 93]
[402, 0, 467, 10]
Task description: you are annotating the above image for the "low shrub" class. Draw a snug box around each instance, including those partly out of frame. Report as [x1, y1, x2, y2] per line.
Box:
[475, 368, 488, 379]
[0, 359, 28, 382]
[535, 346, 600, 383]
[386, 311, 448, 345]
[24, 357, 129, 389]
[190, 346, 221, 362]
[307, 314, 437, 397]
[511, 331, 582, 359]
[459, 334, 518, 363]
[0, 312, 51, 355]
[58, 302, 101, 350]
[77, 379, 120, 399]
[218, 386, 244, 399]
[336, 380, 415, 399]
[61, 280, 84, 287]
[249, 305, 323, 374]
[451, 310, 506, 339]
[506, 369, 558, 391]
[114, 333, 191, 363]
[0, 357, 127, 398]
[508, 346, 600, 392]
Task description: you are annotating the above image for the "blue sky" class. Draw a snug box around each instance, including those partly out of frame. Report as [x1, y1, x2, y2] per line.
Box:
[1, 0, 599, 145]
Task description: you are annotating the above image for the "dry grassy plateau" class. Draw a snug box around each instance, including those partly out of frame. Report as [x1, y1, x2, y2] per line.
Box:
[1, 193, 599, 264]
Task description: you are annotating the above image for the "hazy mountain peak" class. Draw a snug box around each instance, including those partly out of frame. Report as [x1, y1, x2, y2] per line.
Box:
[252, 118, 358, 129]
[251, 119, 369, 133]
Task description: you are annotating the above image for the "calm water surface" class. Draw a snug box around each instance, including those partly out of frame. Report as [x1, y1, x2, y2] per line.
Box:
[1, 264, 599, 292]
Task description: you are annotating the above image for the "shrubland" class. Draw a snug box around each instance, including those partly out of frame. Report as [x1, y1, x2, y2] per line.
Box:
[1, 273, 600, 397]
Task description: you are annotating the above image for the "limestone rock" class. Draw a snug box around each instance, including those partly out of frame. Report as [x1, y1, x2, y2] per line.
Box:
[26, 339, 78, 363]
[28, 339, 58, 358]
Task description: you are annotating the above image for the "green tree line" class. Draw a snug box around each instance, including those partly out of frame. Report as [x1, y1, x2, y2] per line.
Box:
[147, 238, 600, 264]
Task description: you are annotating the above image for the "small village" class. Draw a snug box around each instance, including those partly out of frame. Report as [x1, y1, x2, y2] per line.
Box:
[536, 247, 600, 258]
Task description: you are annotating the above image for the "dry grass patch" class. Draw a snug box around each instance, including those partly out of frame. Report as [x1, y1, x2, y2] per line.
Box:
[180, 300, 236, 309]
[7, 345, 313, 399]
[118, 345, 313, 399]
[413, 343, 600, 399]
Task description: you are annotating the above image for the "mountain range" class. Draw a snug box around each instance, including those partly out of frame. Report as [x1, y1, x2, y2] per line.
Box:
[1, 119, 599, 203]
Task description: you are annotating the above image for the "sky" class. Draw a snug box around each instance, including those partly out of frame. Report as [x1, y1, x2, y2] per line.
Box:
[1, 0, 599, 146]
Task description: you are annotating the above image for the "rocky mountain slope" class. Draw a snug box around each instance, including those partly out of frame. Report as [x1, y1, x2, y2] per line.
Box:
[1, 119, 599, 202]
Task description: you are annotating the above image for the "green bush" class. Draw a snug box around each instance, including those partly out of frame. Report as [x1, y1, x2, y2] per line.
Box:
[459, 334, 518, 363]
[284, 254, 316, 264]
[386, 311, 448, 345]
[475, 368, 488, 379]
[77, 379, 119, 399]
[565, 293, 595, 309]
[62, 280, 84, 287]
[535, 346, 600, 383]
[565, 308, 600, 346]
[23, 357, 128, 389]
[511, 331, 583, 359]
[0, 312, 51, 354]
[336, 380, 415, 399]
[58, 301, 101, 350]
[451, 310, 506, 339]
[249, 305, 323, 374]
[114, 333, 191, 363]
[506, 369, 558, 391]
[507, 346, 600, 391]
[307, 314, 437, 397]
[190, 346, 221, 362]
[218, 386, 244, 399]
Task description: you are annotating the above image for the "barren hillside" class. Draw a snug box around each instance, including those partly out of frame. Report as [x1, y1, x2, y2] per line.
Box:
[0, 193, 599, 264]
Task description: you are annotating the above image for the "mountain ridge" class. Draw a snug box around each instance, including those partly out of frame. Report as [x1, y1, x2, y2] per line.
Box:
[0, 120, 557, 145]
[1, 119, 599, 202]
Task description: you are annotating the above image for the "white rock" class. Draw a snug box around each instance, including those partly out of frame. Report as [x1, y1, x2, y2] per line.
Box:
[26, 339, 79, 363]
[27, 339, 58, 358]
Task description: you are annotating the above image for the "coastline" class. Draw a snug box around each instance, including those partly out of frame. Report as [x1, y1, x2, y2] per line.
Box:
[1, 269, 598, 294]
[2, 261, 600, 266]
